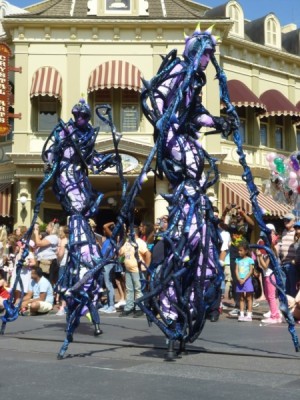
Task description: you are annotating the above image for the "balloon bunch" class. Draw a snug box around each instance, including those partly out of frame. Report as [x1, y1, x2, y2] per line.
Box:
[263, 151, 300, 208]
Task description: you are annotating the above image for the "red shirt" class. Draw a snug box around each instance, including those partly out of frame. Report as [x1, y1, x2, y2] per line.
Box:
[0, 286, 10, 299]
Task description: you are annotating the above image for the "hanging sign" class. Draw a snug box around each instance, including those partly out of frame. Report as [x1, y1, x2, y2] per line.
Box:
[0, 43, 11, 136]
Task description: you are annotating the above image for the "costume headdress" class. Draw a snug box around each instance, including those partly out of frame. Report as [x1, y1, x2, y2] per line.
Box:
[183, 23, 221, 60]
[72, 98, 91, 119]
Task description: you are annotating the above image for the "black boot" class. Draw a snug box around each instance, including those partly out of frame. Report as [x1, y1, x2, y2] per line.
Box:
[177, 340, 188, 356]
[94, 324, 103, 336]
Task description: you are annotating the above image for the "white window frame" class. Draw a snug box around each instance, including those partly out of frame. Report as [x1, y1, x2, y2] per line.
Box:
[227, 1, 244, 37]
[265, 15, 281, 48]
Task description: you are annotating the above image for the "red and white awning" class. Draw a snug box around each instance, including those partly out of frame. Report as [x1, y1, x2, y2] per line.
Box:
[221, 181, 291, 217]
[88, 60, 142, 93]
[30, 67, 62, 100]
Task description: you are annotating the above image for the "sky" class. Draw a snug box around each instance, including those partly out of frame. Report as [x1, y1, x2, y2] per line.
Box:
[8, 0, 300, 28]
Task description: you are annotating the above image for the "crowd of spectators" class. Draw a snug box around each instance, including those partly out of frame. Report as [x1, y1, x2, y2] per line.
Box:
[1, 209, 300, 326]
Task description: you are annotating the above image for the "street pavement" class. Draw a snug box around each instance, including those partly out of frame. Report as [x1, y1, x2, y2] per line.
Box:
[0, 302, 299, 400]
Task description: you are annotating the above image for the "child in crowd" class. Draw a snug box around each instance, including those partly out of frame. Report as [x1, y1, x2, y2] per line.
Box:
[235, 242, 254, 322]
[256, 224, 282, 324]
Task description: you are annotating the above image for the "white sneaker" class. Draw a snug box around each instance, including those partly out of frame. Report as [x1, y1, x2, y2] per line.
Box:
[56, 308, 65, 316]
[104, 306, 116, 314]
[263, 311, 271, 318]
[242, 315, 252, 322]
[115, 300, 126, 308]
[252, 302, 260, 308]
[99, 305, 109, 312]
[229, 308, 239, 316]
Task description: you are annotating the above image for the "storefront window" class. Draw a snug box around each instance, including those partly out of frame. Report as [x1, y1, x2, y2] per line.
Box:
[94, 103, 112, 133]
[38, 96, 59, 132]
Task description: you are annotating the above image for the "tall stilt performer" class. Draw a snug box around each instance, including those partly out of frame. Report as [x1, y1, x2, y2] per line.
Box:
[1, 99, 120, 359]
[137, 24, 238, 359]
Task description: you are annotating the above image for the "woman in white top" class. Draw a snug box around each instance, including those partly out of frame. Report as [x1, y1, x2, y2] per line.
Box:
[33, 221, 59, 286]
[10, 240, 36, 302]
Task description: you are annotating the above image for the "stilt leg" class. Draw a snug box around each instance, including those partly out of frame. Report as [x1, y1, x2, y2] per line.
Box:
[164, 339, 177, 361]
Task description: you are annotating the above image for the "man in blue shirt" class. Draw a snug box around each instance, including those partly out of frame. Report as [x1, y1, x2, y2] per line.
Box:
[21, 266, 54, 315]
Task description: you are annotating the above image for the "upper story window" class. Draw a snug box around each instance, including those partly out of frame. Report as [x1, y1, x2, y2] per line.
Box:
[275, 126, 283, 149]
[226, 1, 244, 37]
[260, 122, 268, 146]
[239, 119, 246, 144]
[106, 0, 130, 11]
[265, 15, 281, 48]
[88, 0, 148, 16]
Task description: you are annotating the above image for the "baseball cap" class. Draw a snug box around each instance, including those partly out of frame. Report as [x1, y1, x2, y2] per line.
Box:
[283, 213, 295, 221]
[266, 223, 276, 231]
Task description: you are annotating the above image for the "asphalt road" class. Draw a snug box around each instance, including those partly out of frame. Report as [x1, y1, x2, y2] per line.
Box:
[0, 306, 299, 400]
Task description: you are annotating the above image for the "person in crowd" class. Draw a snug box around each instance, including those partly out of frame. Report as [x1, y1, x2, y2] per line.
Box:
[221, 204, 256, 315]
[0, 240, 4, 271]
[14, 226, 27, 241]
[256, 224, 282, 324]
[0, 271, 10, 312]
[139, 221, 155, 251]
[89, 219, 104, 248]
[214, 207, 231, 312]
[55, 225, 69, 316]
[118, 227, 151, 317]
[10, 239, 36, 303]
[100, 222, 117, 314]
[287, 283, 300, 324]
[33, 221, 59, 287]
[0, 225, 8, 250]
[235, 242, 254, 322]
[278, 213, 298, 297]
[1, 235, 18, 284]
[20, 266, 54, 316]
[150, 215, 169, 268]
[292, 220, 300, 286]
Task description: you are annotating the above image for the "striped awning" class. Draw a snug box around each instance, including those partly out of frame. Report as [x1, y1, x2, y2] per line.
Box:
[30, 66, 62, 100]
[259, 89, 299, 118]
[225, 80, 266, 113]
[88, 60, 142, 93]
[221, 182, 291, 217]
[0, 182, 12, 217]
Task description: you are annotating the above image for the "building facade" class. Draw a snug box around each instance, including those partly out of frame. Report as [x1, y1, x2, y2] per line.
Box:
[1, 0, 300, 231]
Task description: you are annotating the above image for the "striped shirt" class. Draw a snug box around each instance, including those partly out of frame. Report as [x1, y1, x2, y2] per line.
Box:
[279, 229, 296, 264]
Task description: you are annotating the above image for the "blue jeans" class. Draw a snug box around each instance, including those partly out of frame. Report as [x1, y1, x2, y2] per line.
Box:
[124, 271, 142, 311]
[103, 263, 115, 307]
[282, 263, 297, 297]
